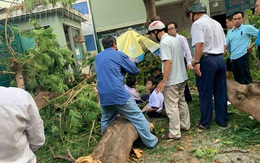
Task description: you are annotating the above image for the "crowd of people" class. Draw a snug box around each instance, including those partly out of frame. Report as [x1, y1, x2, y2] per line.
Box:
[95, 1, 260, 148]
[2, 1, 260, 162]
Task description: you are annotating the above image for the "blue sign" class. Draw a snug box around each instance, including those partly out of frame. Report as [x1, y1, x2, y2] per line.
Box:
[226, 0, 250, 16]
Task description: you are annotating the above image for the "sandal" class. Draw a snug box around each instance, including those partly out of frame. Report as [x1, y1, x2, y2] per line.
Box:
[161, 133, 180, 140]
[195, 122, 208, 129]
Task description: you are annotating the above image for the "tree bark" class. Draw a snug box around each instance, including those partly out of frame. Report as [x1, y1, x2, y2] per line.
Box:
[143, 0, 160, 27]
[9, 58, 25, 89]
[91, 116, 138, 163]
[227, 80, 260, 122]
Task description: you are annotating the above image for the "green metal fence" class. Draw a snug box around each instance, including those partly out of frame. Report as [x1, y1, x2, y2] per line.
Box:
[0, 25, 23, 87]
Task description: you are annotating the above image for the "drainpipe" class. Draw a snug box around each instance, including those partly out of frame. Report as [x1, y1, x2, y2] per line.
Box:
[89, 0, 101, 53]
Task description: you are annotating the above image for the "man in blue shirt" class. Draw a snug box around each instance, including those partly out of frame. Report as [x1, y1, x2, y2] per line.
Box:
[95, 36, 158, 149]
[226, 11, 258, 84]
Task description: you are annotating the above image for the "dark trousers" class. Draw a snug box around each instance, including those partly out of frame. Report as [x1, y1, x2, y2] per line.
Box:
[196, 55, 228, 128]
[184, 58, 192, 102]
[231, 53, 252, 84]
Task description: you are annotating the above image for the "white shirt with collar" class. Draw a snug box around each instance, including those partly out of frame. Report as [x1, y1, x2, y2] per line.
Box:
[191, 14, 226, 54]
[175, 33, 193, 65]
[160, 33, 188, 85]
[0, 87, 45, 163]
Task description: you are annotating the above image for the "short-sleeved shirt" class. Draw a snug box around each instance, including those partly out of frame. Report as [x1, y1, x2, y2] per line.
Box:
[147, 89, 164, 113]
[226, 24, 258, 59]
[191, 14, 226, 54]
[160, 33, 188, 86]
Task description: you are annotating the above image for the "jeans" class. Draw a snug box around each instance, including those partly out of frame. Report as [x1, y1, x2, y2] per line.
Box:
[101, 97, 158, 148]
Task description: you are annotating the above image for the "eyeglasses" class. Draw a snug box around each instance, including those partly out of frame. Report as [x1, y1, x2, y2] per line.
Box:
[168, 27, 175, 31]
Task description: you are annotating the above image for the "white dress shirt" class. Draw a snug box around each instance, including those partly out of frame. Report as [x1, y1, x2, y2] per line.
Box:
[191, 14, 226, 54]
[0, 87, 45, 163]
[176, 33, 193, 65]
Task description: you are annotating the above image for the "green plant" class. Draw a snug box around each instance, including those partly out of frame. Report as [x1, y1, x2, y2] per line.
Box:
[136, 52, 162, 85]
[36, 77, 101, 162]
[180, 28, 191, 38]
[192, 147, 218, 159]
[11, 19, 76, 93]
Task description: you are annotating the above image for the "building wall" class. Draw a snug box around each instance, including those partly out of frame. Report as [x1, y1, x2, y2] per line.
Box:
[7, 14, 68, 50]
[73, 0, 98, 54]
[90, 0, 146, 33]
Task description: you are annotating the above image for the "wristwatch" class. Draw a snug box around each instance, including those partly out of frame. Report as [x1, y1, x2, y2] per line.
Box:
[195, 62, 200, 65]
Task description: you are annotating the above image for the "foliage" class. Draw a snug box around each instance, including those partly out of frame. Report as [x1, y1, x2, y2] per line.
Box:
[36, 77, 101, 162]
[244, 9, 260, 29]
[192, 147, 218, 159]
[180, 28, 191, 38]
[22, 0, 77, 11]
[10, 19, 76, 93]
[136, 52, 162, 85]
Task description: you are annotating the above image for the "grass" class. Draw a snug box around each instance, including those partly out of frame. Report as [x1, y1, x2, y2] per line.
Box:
[133, 94, 260, 163]
[36, 62, 260, 163]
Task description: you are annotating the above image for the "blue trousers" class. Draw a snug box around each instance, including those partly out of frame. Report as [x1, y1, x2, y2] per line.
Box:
[196, 55, 228, 128]
[101, 97, 158, 148]
[231, 53, 252, 84]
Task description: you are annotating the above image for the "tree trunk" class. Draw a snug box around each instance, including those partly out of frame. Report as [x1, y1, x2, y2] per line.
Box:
[10, 58, 25, 89]
[227, 80, 260, 122]
[91, 116, 138, 163]
[143, 0, 160, 27]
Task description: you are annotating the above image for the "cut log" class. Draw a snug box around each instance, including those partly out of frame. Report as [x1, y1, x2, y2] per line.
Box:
[227, 80, 260, 122]
[91, 116, 138, 163]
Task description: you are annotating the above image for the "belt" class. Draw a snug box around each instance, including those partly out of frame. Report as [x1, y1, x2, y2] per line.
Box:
[202, 52, 223, 57]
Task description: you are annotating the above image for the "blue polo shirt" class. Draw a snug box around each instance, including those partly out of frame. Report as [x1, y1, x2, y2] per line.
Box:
[226, 24, 258, 59]
[95, 48, 140, 106]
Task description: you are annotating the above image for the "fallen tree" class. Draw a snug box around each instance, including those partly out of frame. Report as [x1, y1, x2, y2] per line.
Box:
[227, 80, 260, 122]
[91, 116, 138, 163]
[74, 80, 260, 163]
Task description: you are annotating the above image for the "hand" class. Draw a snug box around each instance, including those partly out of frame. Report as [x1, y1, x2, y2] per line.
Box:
[129, 58, 138, 63]
[155, 80, 166, 93]
[187, 64, 194, 70]
[142, 104, 149, 112]
[194, 64, 202, 77]
[247, 48, 252, 54]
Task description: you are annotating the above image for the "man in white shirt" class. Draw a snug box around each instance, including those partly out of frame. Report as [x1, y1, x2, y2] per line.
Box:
[148, 21, 190, 140]
[186, 2, 228, 129]
[167, 22, 193, 102]
[0, 87, 45, 163]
